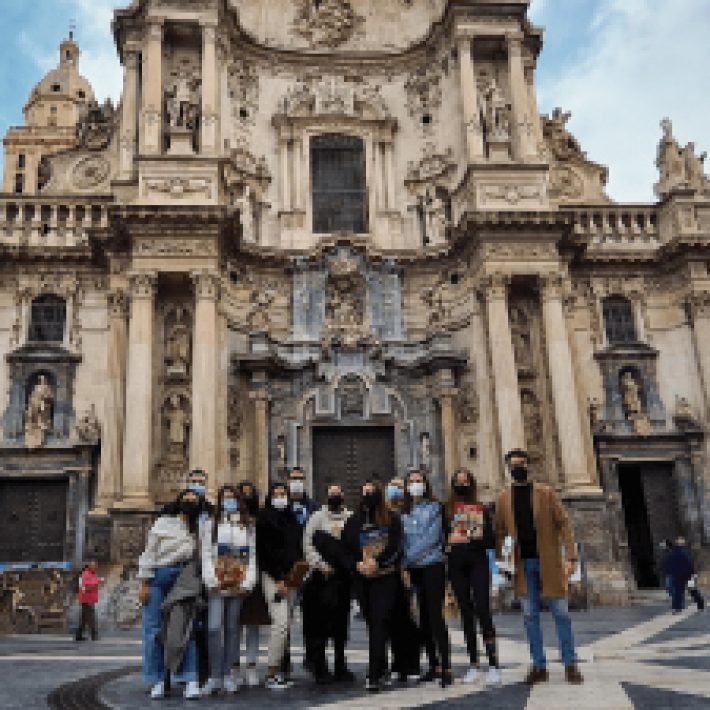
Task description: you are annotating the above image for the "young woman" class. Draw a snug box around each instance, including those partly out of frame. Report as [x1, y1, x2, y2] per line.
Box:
[446, 468, 500, 685]
[256, 482, 303, 690]
[138, 489, 202, 700]
[75, 561, 102, 641]
[342, 480, 403, 692]
[402, 469, 452, 688]
[201, 486, 257, 695]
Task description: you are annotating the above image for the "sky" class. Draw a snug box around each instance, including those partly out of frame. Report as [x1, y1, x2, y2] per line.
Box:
[0, 0, 708, 202]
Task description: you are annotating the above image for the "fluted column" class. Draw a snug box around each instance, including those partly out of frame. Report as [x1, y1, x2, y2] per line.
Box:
[191, 271, 220, 498]
[119, 50, 139, 178]
[201, 23, 218, 154]
[250, 384, 270, 499]
[120, 272, 157, 507]
[507, 33, 537, 161]
[436, 369, 459, 486]
[458, 36, 484, 161]
[485, 275, 525, 459]
[541, 275, 595, 489]
[140, 20, 163, 155]
[96, 291, 128, 511]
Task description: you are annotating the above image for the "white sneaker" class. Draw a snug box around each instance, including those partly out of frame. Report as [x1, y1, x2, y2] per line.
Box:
[150, 682, 165, 699]
[486, 667, 502, 686]
[265, 674, 292, 690]
[223, 676, 239, 694]
[201, 677, 222, 696]
[184, 681, 201, 700]
[246, 666, 259, 687]
[463, 666, 480, 684]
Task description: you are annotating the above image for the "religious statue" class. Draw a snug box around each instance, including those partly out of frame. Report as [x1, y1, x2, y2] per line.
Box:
[166, 70, 200, 130]
[482, 78, 511, 140]
[165, 308, 191, 376]
[656, 118, 710, 198]
[420, 432, 431, 469]
[621, 371, 642, 416]
[235, 184, 255, 243]
[165, 394, 189, 457]
[276, 435, 287, 470]
[25, 375, 54, 449]
[423, 186, 448, 245]
[74, 404, 101, 444]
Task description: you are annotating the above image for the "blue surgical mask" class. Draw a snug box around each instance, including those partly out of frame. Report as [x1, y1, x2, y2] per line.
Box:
[189, 483, 206, 497]
[386, 485, 404, 501]
[223, 499, 238, 514]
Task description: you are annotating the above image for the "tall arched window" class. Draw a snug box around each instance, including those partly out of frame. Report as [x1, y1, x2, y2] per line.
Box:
[311, 134, 367, 234]
[29, 295, 66, 343]
[603, 296, 637, 344]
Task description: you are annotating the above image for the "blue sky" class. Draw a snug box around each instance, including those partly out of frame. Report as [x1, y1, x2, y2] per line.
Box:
[1, 0, 708, 202]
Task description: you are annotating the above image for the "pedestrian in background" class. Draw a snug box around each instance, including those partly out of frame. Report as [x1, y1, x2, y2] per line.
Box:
[665, 537, 694, 613]
[75, 560, 102, 641]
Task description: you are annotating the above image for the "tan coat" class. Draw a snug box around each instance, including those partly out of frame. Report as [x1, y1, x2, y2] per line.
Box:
[495, 483, 577, 600]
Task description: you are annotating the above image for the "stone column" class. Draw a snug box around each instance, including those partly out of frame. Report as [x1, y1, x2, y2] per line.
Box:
[119, 272, 157, 508]
[191, 271, 220, 499]
[484, 274, 525, 459]
[541, 275, 595, 489]
[457, 36, 484, 161]
[96, 291, 128, 511]
[436, 369, 459, 487]
[140, 20, 163, 155]
[280, 138, 291, 212]
[507, 33, 537, 161]
[200, 23, 218, 155]
[119, 50, 139, 178]
[385, 140, 396, 210]
[250, 382, 270, 499]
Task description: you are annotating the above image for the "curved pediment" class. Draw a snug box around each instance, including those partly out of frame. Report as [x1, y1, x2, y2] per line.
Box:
[231, 0, 447, 54]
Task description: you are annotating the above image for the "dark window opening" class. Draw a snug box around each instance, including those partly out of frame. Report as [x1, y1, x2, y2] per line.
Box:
[603, 296, 637, 344]
[17, 154, 26, 169]
[450, 273, 460, 285]
[422, 113, 432, 125]
[51, 83, 61, 92]
[14, 174, 24, 194]
[29, 295, 66, 343]
[311, 134, 367, 234]
[77, 90, 86, 99]
[239, 107, 249, 119]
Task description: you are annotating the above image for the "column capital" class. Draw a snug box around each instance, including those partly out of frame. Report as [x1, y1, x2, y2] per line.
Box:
[108, 289, 129, 319]
[123, 49, 140, 70]
[540, 273, 568, 302]
[506, 31, 525, 51]
[191, 270, 220, 301]
[146, 18, 164, 39]
[128, 271, 157, 299]
[482, 273, 510, 300]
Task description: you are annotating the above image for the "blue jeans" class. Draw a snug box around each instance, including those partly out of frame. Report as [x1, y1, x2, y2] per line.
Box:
[521, 558, 577, 669]
[670, 580, 686, 611]
[236, 623, 260, 666]
[207, 595, 244, 678]
[142, 566, 198, 686]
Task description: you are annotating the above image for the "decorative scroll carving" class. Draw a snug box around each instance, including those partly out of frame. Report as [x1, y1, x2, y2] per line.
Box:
[74, 404, 101, 444]
[72, 155, 111, 190]
[405, 143, 456, 188]
[292, 0, 364, 48]
[405, 59, 443, 124]
[228, 59, 259, 125]
[75, 99, 117, 151]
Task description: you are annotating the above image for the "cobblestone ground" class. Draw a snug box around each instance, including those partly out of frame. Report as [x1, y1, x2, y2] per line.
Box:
[0, 600, 707, 709]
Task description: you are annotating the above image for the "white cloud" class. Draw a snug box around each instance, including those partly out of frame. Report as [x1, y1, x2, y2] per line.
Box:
[529, 0, 547, 23]
[537, 0, 710, 202]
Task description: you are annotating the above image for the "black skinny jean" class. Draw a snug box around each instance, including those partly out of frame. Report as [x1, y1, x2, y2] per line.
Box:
[448, 552, 497, 666]
[409, 562, 450, 672]
[360, 572, 398, 682]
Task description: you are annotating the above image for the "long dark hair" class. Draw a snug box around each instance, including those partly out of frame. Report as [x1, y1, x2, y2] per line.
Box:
[404, 469, 437, 514]
[237, 480, 260, 516]
[358, 480, 393, 528]
[175, 488, 200, 534]
[264, 481, 291, 512]
[212, 485, 251, 543]
[446, 468, 478, 519]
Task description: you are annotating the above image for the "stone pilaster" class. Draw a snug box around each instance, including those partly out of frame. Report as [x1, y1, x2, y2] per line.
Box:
[200, 23, 218, 155]
[118, 272, 157, 508]
[457, 36, 484, 161]
[435, 368, 459, 487]
[140, 20, 163, 155]
[484, 274, 525, 461]
[250, 383, 270, 500]
[190, 271, 220, 498]
[96, 290, 128, 511]
[119, 50, 139, 178]
[541, 275, 597, 490]
[507, 33, 537, 161]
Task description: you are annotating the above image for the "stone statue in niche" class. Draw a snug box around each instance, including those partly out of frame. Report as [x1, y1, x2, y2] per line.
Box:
[25, 375, 54, 449]
[481, 78, 511, 141]
[165, 393, 190, 458]
[165, 308, 191, 377]
[621, 371, 642, 416]
[235, 184, 256, 243]
[166, 70, 200, 130]
[423, 186, 448, 245]
[276, 434, 287, 470]
[509, 304, 533, 371]
[420, 432, 431, 469]
[74, 404, 101, 444]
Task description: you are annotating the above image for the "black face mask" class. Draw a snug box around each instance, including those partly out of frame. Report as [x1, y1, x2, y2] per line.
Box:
[363, 492, 379, 510]
[179, 499, 200, 519]
[453, 484, 471, 497]
[511, 466, 528, 483]
[327, 495, 344, 512]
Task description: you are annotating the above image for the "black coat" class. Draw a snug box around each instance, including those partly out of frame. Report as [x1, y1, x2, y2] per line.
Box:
[341, 510, 403, 573]
[256, 505, 303, 582]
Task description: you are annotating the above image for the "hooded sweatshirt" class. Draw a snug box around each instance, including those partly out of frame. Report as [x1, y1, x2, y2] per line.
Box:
[137, 516, 196, 581]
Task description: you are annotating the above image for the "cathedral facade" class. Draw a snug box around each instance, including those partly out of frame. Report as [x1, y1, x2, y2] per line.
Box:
[1, 0, 709, 603]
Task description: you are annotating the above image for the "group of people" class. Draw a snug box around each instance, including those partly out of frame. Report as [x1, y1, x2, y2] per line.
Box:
[137, 449, 586, 700]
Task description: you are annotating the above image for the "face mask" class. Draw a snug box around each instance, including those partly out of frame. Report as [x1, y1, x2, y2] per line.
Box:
[223, 499, 239, 514]
[189, 483, 206, 498]
[179, 499, 200, 518]
[386, 485, 404, 502]
[511, 466, 528, 483]
[363, 492, 378, 509]
[453, 484, 471, 497]
[327, 495, 343, 512]
[272, 496, 288, 510]
[289, 480, 305, 496]
[408, 481, 425, 498]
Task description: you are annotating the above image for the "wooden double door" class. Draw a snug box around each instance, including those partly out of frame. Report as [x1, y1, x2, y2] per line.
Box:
[312, 426, 395, 508]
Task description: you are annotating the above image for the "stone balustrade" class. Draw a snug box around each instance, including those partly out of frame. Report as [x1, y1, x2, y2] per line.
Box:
[567, 206, 660, 253]
[0, 197, 111, 249]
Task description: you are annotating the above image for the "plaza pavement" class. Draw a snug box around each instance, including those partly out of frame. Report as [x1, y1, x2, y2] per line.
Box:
[0, 599, 707, 709]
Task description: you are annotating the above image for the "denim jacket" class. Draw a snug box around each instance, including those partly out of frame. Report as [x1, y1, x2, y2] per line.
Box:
[402, 500, 445, 569]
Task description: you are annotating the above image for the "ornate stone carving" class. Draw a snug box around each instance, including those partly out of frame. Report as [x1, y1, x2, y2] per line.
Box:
[457, 380, 479, 425]
[405, 59, 443, 125]
[164, 306, 191, 377]
[405, 143, 456, 188]
[543, 108, 584, 162]
[482, 184, 543, 206]
[228, 59, 259, 125]
[165, 67, 201, 131]
[549, 165, 584, 200]
[164, 392, 190, 460]
[108, 290, 129, 320]
[480, 76, 511, 141]
[75, 99, 117, 151]
[25, 375, 54, 449]
[423, 186, 449, 245]
[292, 0, 364, 48]
[135, 238, 218, 258]
[655, 118, 710, 198]
[72, 155, 111, 190]
[192, 271, 220, 301]
[74, 404, 101, 444]
[142, 177, 213, 199]
[128, 272, 157, 299]
[246, 282, 278, 332]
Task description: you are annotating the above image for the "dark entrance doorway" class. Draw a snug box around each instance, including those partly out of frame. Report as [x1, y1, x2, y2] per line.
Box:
[618, 463, 682, 588]
[312, 426, 395, 507]
[0, 479, 67, 562]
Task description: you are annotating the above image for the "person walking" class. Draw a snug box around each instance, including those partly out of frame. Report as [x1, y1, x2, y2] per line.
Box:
[342, 480, 403, 692]
[665, 537, 694, 613]
[75, 561, 102, 641]
[303, 483, 355, 683]
[402, 470, 452, 688]
[446, 468, 500, 686]
[138, 489, 202, 700]
[494, 449, 584, 685]
[201, 486, 257, 696]
[256, 482, 304, 690]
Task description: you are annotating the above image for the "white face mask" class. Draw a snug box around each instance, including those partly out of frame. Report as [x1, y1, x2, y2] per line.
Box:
[289, 480, 305, 496]
[408, 481, 425, 498]
[272, 496, 288, 510]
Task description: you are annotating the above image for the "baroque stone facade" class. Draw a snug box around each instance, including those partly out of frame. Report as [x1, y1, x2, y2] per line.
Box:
[1, 0, 709, 604]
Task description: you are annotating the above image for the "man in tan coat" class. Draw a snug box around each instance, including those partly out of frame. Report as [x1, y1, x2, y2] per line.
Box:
[495, 449, 584, 685]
